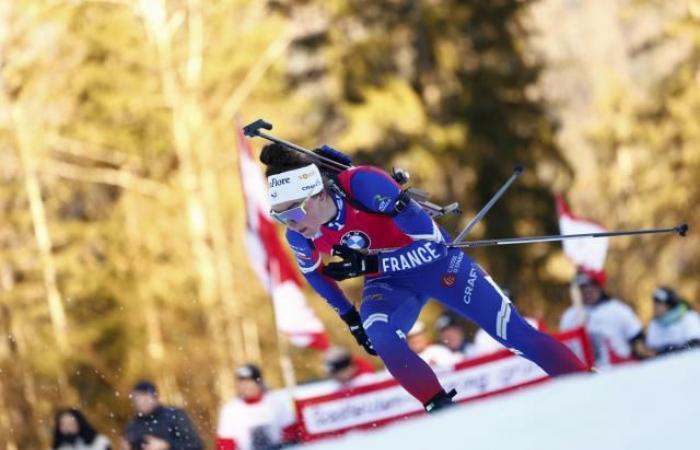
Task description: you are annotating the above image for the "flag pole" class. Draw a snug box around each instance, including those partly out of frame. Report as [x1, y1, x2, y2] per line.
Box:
[277, 333, 297, 389]
[269, 260, 297, 389]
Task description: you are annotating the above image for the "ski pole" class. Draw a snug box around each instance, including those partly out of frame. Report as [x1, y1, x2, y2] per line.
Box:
[448, 224, 688, 249]
[451, 165, 524, 245]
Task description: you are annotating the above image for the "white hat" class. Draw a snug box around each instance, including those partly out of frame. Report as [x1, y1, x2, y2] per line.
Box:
[267, 164, 324, 207]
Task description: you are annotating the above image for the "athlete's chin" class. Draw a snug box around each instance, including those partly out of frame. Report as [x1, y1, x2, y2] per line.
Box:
[300, 226, 319, 238]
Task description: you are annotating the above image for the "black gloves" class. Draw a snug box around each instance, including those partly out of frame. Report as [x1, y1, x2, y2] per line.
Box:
[323, 245, 379, 281]
[340, 308, 377, 356]
[324, 246, 378, 355]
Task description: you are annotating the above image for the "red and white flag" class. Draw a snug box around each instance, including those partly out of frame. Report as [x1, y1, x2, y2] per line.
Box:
[236, 124, 329, 350]
[555, 195, 608, 273]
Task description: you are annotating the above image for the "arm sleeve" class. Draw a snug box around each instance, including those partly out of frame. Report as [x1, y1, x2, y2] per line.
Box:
[286, 229, 354, 315]
[349, 168, 449, 274]
[168, 409, 203, 450]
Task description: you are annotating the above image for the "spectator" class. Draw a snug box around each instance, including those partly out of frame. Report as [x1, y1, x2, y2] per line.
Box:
[216, 364, 298, 450]
[51, 408, 111, 450]
[323, 346, 376, 387]
[433, 313, 474, 357]
[407, 321, 463, 367]
[472, 289, 542, 357]
[646, 286, 700, 355]
[559, 269, 652, 366]
[123, 380, 203, 450]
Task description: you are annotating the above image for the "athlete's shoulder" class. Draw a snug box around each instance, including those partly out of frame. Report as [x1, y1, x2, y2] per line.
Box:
[344, 165, 399, 186]
[286, 228, 314, 251]
[286, 228, 308, 243]
[336, 166, 401, 212]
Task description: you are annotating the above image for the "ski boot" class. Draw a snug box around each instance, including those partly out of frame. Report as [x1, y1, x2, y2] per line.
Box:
[424, 388, 457, 414]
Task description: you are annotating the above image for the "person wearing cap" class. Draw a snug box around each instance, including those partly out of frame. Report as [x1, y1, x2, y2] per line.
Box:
[123, 380, 202, 450]
[645, 286, 700, 355]
[559, 268, 652, 366]
[407, 320, 463, 367]
[216, 364, 298, 450]
[260, 143, 588, 413]
[322, 346, 377, 386]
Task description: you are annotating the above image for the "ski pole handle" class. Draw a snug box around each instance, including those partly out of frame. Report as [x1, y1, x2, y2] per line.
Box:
[243, 119, 273, 137]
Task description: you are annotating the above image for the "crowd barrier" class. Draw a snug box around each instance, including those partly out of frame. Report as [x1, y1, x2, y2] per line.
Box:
[294, 327, 594, 442]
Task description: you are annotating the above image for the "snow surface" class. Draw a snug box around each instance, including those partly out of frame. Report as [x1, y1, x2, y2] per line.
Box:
[302, 350, 700, 450]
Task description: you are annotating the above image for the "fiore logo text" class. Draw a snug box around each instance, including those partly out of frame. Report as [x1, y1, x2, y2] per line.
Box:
[269, 177, 290, 188]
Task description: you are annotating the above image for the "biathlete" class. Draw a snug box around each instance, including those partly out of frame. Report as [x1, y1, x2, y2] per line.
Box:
[260, 143, 588, 412]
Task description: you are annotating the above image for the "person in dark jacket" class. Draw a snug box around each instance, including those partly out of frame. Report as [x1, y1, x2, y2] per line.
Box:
[123, 380, 203, 450]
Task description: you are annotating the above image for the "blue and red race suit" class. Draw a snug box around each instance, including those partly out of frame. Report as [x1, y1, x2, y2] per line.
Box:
[286, 166, 587, 403]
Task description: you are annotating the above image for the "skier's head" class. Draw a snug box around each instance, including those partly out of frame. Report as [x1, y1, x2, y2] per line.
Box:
[574, 268, 606, 305]
[652, 286, 681, 318]
[235, 363, 265, 399]
[435, 313, 466, 352]
[260, 143, 335, 238]
[130, 380, 160, 415]
[323, 347, 357, 383]
[52, 408, 98, 448]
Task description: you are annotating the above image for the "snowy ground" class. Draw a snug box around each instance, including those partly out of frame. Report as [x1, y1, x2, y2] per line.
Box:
[303, 350, 700, 450]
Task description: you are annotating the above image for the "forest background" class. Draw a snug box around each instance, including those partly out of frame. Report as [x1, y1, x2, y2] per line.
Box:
[1, 0, 698, 447]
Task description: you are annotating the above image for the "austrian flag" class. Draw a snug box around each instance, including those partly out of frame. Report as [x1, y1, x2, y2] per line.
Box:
[236, 124, 329, 350]
[555, 195, 608, 274]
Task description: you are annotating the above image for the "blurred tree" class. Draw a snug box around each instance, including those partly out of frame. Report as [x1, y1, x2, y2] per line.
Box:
[283, 0, 570, 303]
[587, 2, 700, 317]
[0, 0, 313, 446]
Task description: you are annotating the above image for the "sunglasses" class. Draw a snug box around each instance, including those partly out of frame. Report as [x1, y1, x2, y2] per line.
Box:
[270, 195, 312, 225]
